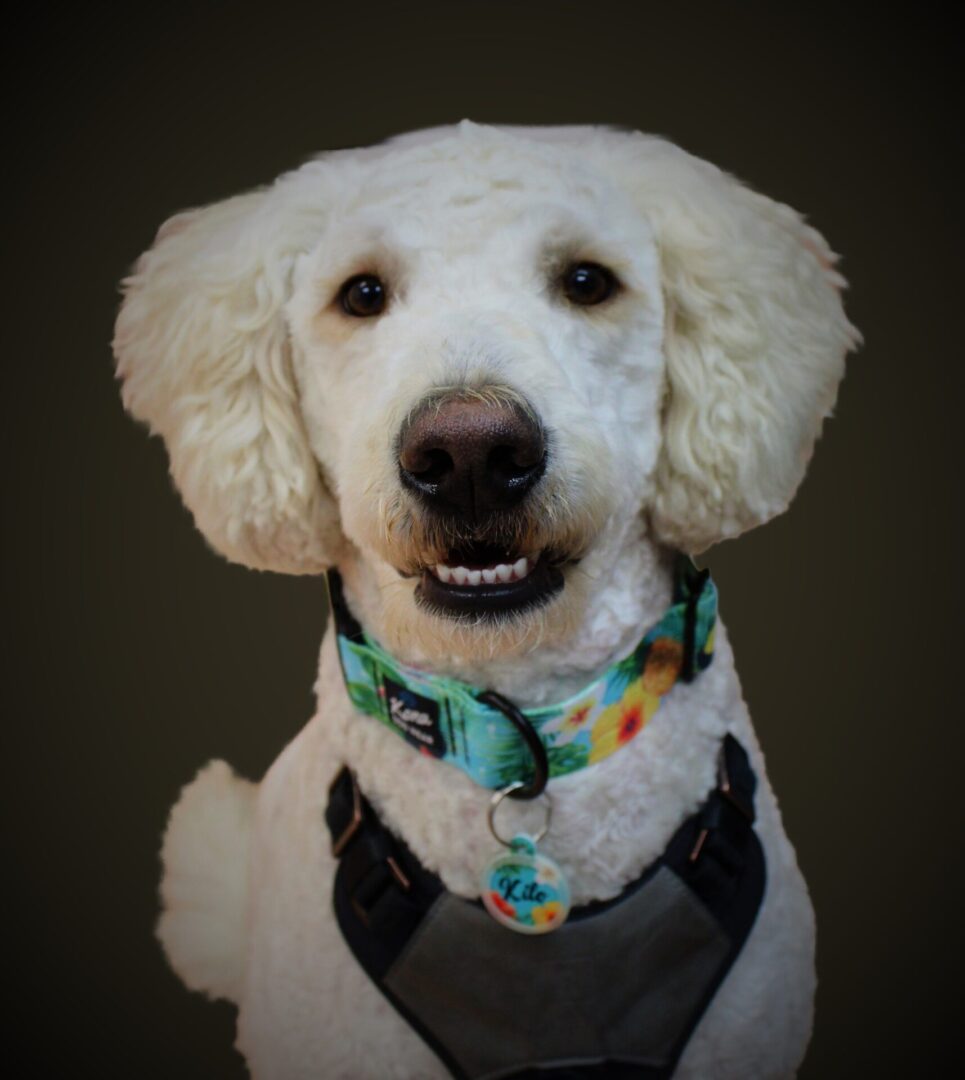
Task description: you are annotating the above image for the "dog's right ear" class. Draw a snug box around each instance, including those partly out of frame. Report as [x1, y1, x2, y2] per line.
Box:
[114, 173, 343, 574]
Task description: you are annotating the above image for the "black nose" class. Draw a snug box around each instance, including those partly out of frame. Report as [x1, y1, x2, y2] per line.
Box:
[399, 392, 546, 517]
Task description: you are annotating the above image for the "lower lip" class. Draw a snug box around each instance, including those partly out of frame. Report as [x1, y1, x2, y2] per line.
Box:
[416, 557, 565, 618]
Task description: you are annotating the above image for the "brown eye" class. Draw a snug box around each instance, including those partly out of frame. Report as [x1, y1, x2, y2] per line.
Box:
[339, 274, 386, 317]
[562, 262, 617, 306]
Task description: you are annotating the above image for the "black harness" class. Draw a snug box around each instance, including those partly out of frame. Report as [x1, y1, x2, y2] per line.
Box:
[325, 735, 765, 1079]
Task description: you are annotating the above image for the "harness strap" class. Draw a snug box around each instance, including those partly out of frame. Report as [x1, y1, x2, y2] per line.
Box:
[326, 736, 764, 1079]
[326, 768, 443, 980]
[665, 734, 760, 940]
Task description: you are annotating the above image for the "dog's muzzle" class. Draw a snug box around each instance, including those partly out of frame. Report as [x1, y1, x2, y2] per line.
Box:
[397, 389, 563, 618]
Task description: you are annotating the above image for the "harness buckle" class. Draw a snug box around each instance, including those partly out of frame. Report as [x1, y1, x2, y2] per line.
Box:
[349, 854, 413, 927]
[717, 744, 754, 823]
[330, 767, 364, 857]
[329, 768, 414, 926]
[689, 739, 755, 862]
[689, 828, 710, 863]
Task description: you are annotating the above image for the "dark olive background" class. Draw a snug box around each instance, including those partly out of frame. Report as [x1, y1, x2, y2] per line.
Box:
[5, 3, 961, 1076]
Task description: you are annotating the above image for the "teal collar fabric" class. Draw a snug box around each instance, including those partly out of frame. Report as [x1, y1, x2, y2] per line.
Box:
[328, 556, 717, 791]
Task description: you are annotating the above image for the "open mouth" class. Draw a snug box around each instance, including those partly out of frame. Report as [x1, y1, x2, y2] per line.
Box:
[416, 543, 565, 618]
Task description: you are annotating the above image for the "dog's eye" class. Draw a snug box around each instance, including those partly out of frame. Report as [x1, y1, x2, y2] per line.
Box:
[338, 274, 387, 317]
[561, 262, 617, 306]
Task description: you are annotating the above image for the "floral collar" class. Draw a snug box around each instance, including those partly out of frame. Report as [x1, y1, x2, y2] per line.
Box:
[328, 555, 717, 791]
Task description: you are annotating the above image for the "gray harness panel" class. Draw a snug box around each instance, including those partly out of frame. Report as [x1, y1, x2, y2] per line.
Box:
[384, 866, 730, 1080]
[327, 735, 765, 1079]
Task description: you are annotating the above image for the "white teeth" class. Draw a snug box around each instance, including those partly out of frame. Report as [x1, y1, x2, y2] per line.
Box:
[432, 552, 541, 587]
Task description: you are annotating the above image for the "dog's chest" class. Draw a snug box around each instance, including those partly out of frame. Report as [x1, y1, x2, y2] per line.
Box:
[332, 631, 737, 895]
[236, 628, 745, 1076]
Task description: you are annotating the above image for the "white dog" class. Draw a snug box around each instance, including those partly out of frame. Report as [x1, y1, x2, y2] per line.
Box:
[114, 122, 858, 1079]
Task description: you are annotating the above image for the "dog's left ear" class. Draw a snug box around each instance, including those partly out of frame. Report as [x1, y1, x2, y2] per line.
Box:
[601, 133, 861, 553]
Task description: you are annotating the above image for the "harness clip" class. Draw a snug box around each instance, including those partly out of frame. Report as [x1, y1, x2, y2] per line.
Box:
[329, 767, 364, 857]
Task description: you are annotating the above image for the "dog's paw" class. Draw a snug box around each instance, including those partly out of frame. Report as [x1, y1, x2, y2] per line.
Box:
[157, 760, 257, 1003]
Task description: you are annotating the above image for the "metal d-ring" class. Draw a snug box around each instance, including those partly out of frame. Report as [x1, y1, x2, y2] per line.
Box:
[488, 782, 553, 848]
[476, 689, 549, 800]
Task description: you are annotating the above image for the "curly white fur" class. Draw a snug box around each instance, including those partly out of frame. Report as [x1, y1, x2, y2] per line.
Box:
[158, 761, 256, 1002]
[115, 122, 858, 1078]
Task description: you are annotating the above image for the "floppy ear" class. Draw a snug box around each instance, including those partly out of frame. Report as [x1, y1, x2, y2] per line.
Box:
[604, 133, 861, 553]
[114, 171, 343, 574]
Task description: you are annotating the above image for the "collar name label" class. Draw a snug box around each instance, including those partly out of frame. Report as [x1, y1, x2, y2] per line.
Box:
[383, 676, 446, 758]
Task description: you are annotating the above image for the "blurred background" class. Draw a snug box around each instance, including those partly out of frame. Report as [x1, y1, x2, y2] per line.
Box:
[5, 3, 960, 1075]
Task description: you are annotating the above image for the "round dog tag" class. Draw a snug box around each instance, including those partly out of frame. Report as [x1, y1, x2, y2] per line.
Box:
[481, 833, 571, 934]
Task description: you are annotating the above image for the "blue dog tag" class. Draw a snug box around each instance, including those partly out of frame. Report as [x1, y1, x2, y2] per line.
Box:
[481, 833, 571, 934]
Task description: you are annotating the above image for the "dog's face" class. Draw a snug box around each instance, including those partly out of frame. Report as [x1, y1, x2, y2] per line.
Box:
[115, 123, 858, 662]
[285, 135, 665, 655]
